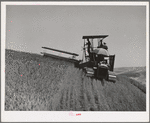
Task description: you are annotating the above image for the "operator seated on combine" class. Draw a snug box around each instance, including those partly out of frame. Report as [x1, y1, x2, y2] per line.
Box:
[86, 39, 92, 60]
[99, 40, 108, 50]
[103, 42, 108, 50]
[93, 40, 110, 68]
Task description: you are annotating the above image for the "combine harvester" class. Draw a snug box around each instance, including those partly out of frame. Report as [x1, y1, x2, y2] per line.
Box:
[41, 35, 116, 82]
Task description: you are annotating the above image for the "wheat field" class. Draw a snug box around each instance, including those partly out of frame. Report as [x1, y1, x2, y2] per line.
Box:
[5, 49, 146, 111]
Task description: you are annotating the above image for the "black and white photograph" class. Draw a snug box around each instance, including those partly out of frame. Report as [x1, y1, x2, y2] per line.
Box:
[1, 1, 149, 122]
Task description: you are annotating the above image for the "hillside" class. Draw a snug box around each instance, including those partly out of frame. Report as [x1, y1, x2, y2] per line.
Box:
[114, 67, 146, 93]
[5, 49, 146, 111]
[118, 69, 145, 82]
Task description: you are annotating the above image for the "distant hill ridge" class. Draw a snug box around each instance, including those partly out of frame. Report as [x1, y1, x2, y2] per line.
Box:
[114, 66, 146, 74]
[115, 66, 146, 85]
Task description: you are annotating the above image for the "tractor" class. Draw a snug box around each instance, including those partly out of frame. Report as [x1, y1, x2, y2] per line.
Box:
[79, 35, 116, 82]
[41, 35, 116, 82]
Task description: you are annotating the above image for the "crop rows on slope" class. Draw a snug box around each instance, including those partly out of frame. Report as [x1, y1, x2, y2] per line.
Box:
[51, 67, 146, 111]
[5, 49, 146, 111]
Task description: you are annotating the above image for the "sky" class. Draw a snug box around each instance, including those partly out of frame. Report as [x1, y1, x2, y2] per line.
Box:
[6, 5, 146, 68]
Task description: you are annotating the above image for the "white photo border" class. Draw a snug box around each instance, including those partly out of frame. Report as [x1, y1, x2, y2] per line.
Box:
[1, 1, 149, 122]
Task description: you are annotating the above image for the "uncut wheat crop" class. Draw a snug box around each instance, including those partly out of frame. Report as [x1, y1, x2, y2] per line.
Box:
[5, 49, 146, 111]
